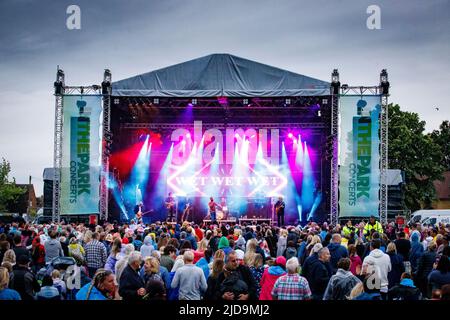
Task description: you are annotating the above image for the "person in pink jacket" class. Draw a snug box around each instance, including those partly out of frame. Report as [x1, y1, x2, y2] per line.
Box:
[259, 256, 287, 300]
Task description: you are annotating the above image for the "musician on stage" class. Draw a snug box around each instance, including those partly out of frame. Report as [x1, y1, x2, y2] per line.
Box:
[274, 196, 285, 227]
[208, 197, 221, 223]
[181, 197, 192, 222]
[219, 197, 228, 220]
[134, 202, 144, 224]
[165, 192, 176, 222]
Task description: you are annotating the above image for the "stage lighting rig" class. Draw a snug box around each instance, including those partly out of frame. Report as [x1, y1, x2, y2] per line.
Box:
[380, 69, 390, 95]
[102, 69, 111, 95]
[54, 68, 65, 95]
[331, 69, 340, 95]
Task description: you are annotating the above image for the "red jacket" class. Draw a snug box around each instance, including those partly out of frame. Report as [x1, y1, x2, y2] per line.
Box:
[31, 238, 46, 265]
[195, 228, 203, 241]
[259, 266, 286, 300]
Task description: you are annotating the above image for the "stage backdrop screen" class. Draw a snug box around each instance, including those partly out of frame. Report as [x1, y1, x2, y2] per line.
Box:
[60, 95, 102, 215]
[338, 95, 381, 218]
[109, 121, 325, 224]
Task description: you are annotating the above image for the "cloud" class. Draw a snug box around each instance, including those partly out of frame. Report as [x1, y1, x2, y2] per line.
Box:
[0, 0, 449, 197]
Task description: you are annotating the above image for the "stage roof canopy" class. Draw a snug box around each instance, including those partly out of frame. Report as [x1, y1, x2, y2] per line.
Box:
[112, 53, 330, 97]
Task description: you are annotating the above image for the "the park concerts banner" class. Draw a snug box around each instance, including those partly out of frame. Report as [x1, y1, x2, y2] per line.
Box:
[338, 95, 381, 218]
[60, 95, 102, 215]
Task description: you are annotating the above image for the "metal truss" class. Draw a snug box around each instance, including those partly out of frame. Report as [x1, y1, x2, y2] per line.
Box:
[330, 90, 339, 226]
[115, 95, 327, 110]
[380, 94, 389, 224]
[100, 70, 112, 222]
[64, 86, 102, 95]
[52, 69, 65, 223]
[120, 122, 327, 130]
[340, 86, 381, 96]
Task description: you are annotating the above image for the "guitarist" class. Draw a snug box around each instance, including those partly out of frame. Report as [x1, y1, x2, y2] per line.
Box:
[274, 196, 285, 227]
[165, 192, 176, 222]
[181, 198, 192, 222]
[208, 197, 221, 223]
[134, 202, 144, 224]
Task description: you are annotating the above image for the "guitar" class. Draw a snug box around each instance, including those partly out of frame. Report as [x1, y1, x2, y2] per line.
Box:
[275, 202, 285, 215]
[165, 200, 175, 209]
[181, 203, 191, 221]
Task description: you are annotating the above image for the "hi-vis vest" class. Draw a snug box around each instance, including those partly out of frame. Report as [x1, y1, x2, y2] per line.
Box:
[363, 221, 383, 238]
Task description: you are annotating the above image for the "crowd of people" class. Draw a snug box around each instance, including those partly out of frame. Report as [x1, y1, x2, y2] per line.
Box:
[0, 215, 449, 301]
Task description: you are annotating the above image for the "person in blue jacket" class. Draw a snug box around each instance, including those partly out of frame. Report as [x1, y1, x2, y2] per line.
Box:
[0, 266, 21, 300]
[76, 269, 118, 300]
[327, 234, 348, 274]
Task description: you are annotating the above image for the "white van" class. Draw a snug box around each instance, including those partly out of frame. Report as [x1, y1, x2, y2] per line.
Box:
[409, 209, 450, 225]
[421, 215, 450, 226]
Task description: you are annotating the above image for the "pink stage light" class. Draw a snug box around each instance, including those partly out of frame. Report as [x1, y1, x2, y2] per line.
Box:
[288, 133, 293, 139]
[234, 133, 240, 139]
[186, 133, 191, 139]
[181, 140, 186, 145]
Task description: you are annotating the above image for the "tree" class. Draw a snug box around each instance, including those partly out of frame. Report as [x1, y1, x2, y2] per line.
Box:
[430, 120, 450, 170]
[388, 104, 445, 211]
[0, 158, 26, 212]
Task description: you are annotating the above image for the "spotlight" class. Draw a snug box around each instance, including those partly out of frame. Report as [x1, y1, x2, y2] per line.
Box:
[186, 133, 191, 139]
[293, 139, 298, 144]
[288, 133, 293, 139]
[331, 69, 340, 95]
[380, 69, 390, 95]
[191, 98, 197, 105]
[234, 133, 239, 139]
[285, 98, 291, 105]
[181, 140, 186, 145]
[243, 98, 249, 105]
[318, 110, 321, 117]
[153, 98, 159, 104]
[218, 96, 228, 105]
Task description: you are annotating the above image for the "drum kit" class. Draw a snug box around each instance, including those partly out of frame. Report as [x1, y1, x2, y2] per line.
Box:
[216, 205, 229, 220]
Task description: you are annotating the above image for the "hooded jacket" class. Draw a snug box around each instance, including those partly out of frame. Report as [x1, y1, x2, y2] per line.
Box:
[140, 236, 154, 259]
[327, 242, 348, 273]
[308, 258, 332, 298]
[218, 237, 231, 255]
[388, 278, 421, 300]
[76, 283, 108, 300]
[323, 268, 361, 300]
[409, 233, 424, 273]
[362, 249, 392, 292]
[104, 254, 118, 273]
[259, 266, 286, 300]
[44, 239, 63, 263]
[387, 252, 404, 288]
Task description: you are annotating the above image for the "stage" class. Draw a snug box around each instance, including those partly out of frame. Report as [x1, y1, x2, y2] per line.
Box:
[106, 54, 332, 225]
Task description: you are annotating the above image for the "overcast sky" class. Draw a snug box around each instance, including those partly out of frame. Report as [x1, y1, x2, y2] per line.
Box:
[0, 0, 449, 197]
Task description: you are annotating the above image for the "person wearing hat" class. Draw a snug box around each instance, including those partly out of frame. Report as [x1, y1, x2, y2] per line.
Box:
[9, 255, 41, 300]
[218, 236, 232, 256]
[259, 256, 287, 300]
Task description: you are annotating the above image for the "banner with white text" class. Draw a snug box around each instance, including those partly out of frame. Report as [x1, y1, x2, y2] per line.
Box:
[338, 95, 381, 218]
[60, 95, 102, 214]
